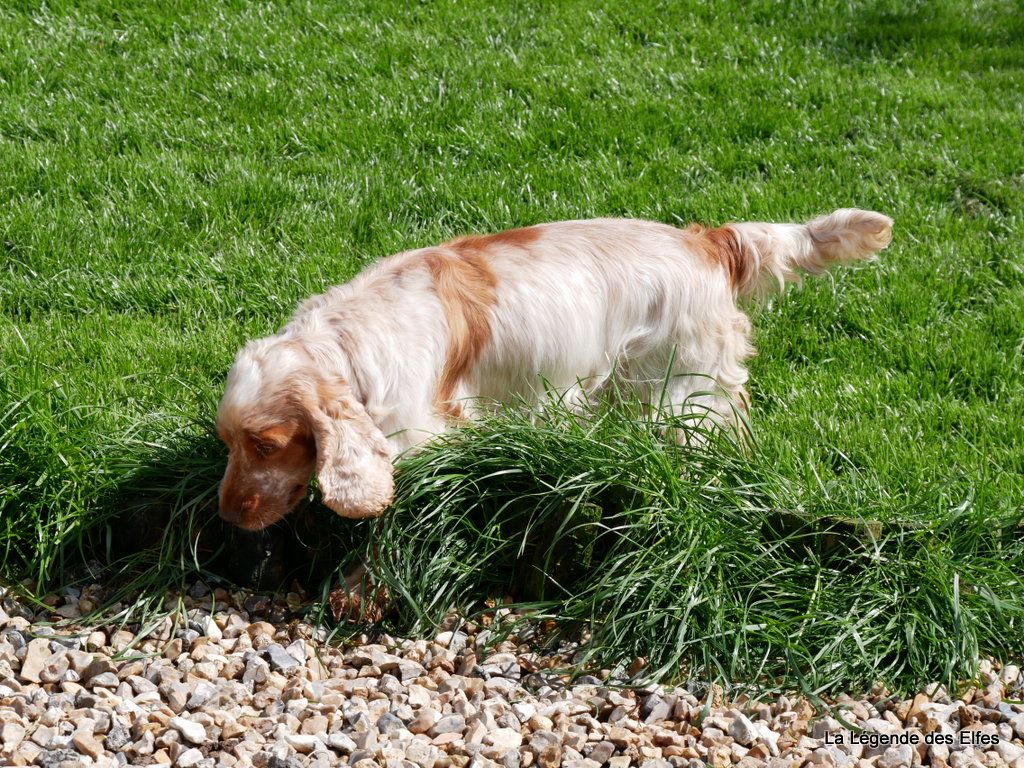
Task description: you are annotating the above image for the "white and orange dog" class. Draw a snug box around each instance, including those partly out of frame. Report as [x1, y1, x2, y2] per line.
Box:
[217, 210, 892, 530]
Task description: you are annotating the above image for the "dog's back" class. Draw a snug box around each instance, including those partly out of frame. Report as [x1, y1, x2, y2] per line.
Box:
[218, 210, 892, 524]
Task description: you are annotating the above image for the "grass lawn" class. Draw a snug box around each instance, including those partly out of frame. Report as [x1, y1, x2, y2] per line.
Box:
[1, 0, 1022, 695]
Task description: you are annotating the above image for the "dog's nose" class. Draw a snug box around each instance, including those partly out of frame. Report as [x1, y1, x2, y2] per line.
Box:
[219, 506, 242, 523]
[220, 495, 257, 524]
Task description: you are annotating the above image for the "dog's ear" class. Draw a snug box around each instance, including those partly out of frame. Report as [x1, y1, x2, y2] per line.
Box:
[299, 377, 394, 519]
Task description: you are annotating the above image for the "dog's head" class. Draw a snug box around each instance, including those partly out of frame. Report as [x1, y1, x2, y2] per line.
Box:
[216, 338, 394, 530]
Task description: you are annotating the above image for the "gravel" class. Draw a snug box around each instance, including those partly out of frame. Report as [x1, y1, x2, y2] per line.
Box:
[1, 585, 1023, 768]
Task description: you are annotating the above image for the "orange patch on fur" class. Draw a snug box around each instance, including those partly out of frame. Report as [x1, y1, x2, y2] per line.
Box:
[217, 416, 316, 529]
[253, 423, 304, 447]
[687, 224, 753, 292]
[446, 225, 541, 254]
[425, 249, 498, 418]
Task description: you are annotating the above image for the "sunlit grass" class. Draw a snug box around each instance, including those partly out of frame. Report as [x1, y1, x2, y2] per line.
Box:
[1, 0, 1022, 695]
[368, 393, 1024, 696]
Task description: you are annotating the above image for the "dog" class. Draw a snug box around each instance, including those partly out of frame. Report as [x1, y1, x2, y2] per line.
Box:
[217, 209, 892, 530]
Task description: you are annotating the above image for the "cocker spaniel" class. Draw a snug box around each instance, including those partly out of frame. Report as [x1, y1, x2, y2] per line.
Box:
[217, 209, 892, 529]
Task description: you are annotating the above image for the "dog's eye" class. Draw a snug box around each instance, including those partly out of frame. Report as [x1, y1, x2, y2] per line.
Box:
[254, 441, 278, 457]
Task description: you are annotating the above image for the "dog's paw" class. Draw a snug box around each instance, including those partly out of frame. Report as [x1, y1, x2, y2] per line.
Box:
[329, 582, 390, 623]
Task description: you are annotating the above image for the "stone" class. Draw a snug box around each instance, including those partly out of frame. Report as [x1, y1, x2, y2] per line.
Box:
[587, 742, 616, 764]
[800, 750, 832, 767]
[72, 732, 105, 758]
[406, 683, 432, 708]
[109, 630, 134, 652]
[327, 732, 358, 753]
[397, 660, 426, 683]
[18, 638, 52, 683]
[187, 681, 217, 709]
[79, 656, 115, 681]
[528, 715, 554, 732]
[642, 694, 673, 723]
[242, 656, 271, 684]
[612, 727, 642, 749]
[729, 712, 759, 745]
[1, 721, 26, 748]
[484, 677, 517, 696]
[754, 723, 780, 756]
[105, 726, 131, 751]
[995, 741, 1024, 763]
[126, 674, 157, 694]
[409, 710, 439, 734]
[16, 742, 43, 766]
[486, 728, 523, 750]
[377, 712, 405, 735]
[285, 732, 322, 753]
[436, 631, 469, 654]
[406, 740, 440, 767]
[16, 583, 1024, 768]
[168, 716, 206, 744]
[563, 730, 587, 752]
[904, 693, 929, 725]
[537, 745, 563, 768]
[30, 725, 56, 748]
[481, 653, 520, 680]
[877, 744, 913, 768]
[530, 730, 562, 753]
[198, 615, 222, 641]
[38, 654, 71, 684]
[353, 727, 380, 751]
[161, 681, 189, 712]
[265, 644, 300, 672]
[176, 747, 204, 767]
[431, 714, 467, 736]
[459, 719, 484, 746]
[89, 672, 119, 688]
[220, 717, 247, 740]
[301, 715, 329, 736]
[132, 731, 156, 756]
[34, 748, 80, 768]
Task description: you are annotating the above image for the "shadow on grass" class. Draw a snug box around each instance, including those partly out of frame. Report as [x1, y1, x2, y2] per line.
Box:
[79, 429, 366, 603]
[834, 1, 1023, 71]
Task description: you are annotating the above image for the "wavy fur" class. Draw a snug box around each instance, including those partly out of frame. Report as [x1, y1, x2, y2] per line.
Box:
[217, 209, 892, 525]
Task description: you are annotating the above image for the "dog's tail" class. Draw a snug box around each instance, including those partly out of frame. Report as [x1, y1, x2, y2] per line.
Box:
[694, 208, 893, 298]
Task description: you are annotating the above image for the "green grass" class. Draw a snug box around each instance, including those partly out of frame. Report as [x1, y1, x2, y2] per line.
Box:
[1, 0, 1023, 695]
[371, 394, 1024, 696]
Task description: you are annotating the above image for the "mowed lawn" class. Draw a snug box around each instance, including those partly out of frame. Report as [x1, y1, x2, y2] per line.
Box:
[1, 1, 1022, 692]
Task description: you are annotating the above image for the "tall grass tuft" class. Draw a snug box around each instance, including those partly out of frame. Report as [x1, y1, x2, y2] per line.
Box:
[368, 391, 1024, 696]
[0, 377, 361, 608]
[3, 375, 1022, 696]
[0, 373, 223, 602]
